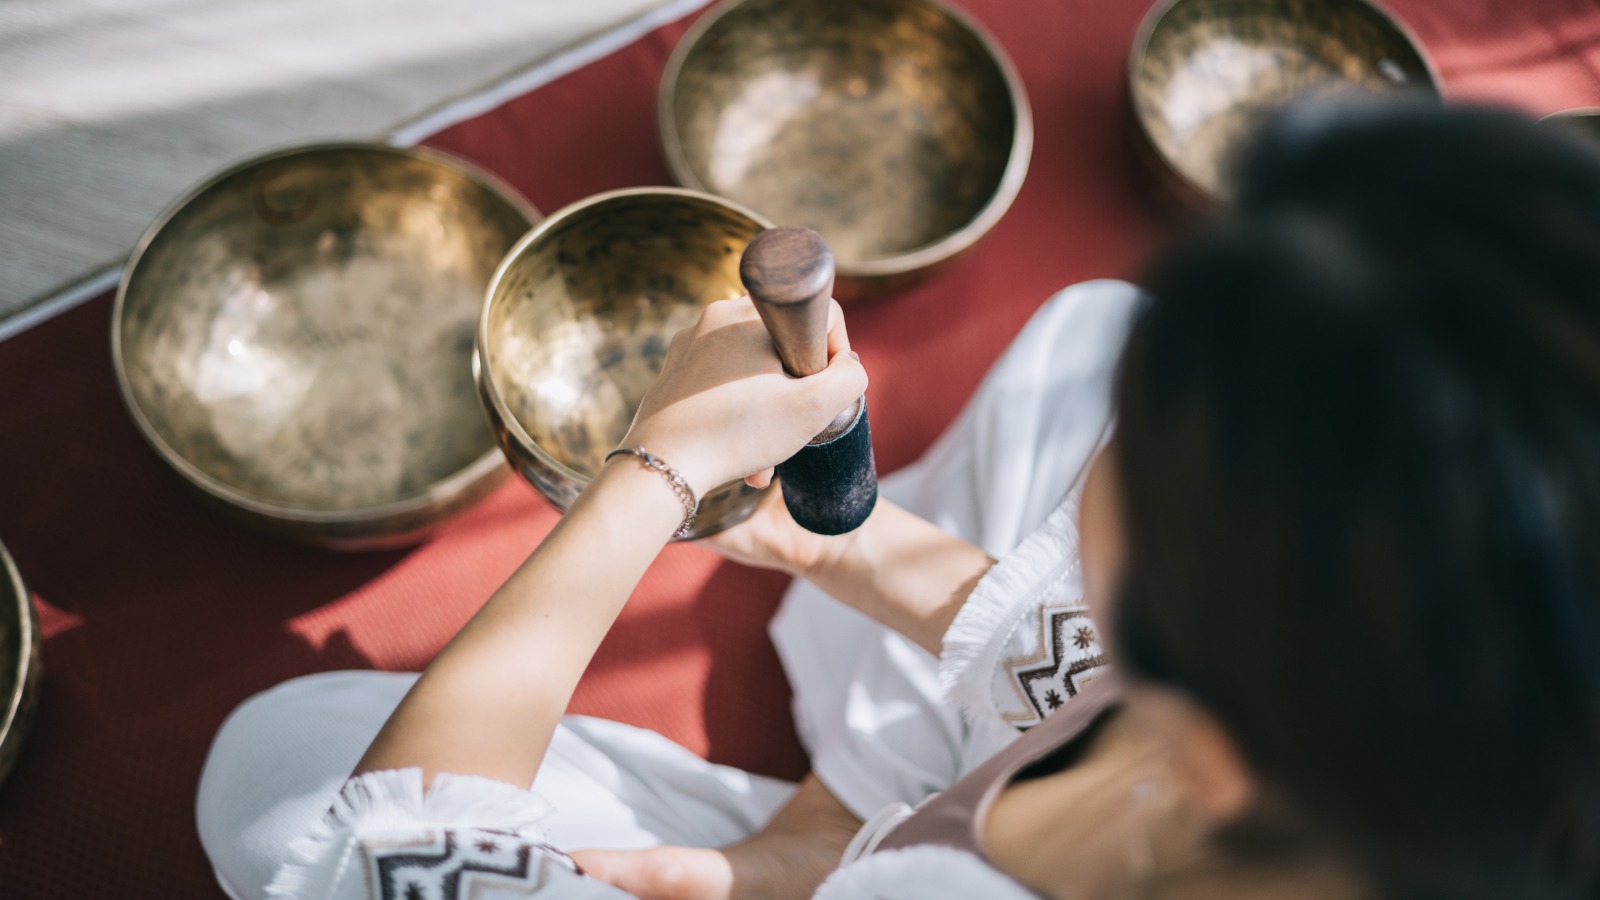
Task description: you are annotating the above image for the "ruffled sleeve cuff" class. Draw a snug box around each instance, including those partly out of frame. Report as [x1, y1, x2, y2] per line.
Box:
[939, 492, 1095, 734]
[267, 768, 618, 900]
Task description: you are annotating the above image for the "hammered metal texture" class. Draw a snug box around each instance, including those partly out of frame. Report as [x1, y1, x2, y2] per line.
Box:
[115, 144, 534, 548]
[1130, 0, 1437, 204]
[478, 189, 773, 539]
[0, 540, 40, 791]
[663, 0, 1028, 296]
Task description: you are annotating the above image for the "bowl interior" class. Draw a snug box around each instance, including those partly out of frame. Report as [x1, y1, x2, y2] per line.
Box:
[118, 145, 533, 513]
[1132, 0, 1435, 199]
[668, 0, 1018, 266]
[482, 192, 768, 530]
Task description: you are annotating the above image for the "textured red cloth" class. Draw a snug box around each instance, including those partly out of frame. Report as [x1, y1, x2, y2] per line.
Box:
[0, 0, 1596, 896]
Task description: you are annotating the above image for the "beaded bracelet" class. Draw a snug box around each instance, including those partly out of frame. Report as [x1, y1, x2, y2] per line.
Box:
[604, 447, 698, 539]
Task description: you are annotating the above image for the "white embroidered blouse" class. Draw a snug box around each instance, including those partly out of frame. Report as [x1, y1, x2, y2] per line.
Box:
[271, 495, 1090, 900]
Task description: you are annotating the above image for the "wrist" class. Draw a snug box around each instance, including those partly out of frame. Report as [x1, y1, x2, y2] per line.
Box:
[614, 429, 723, 501]
[794, 506, 863, 581]
[598, 449, 701, 539]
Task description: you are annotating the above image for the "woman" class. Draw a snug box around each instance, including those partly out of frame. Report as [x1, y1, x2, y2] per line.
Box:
[198, 101, 1600, 899]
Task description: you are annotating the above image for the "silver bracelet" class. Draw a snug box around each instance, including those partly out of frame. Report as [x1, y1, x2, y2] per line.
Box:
[604, 447, 698, 539]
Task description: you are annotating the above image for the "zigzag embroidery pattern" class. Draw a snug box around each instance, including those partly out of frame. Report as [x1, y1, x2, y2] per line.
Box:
[1001, 603, 1109, 729]
[366, 827, 576, 900]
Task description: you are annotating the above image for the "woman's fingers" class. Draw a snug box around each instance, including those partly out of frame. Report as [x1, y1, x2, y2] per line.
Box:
[798, 344, 868, 425]
[571, 847, 733, 900]
[621, 292, 866, 494]
[745, 467, 775, 489]
[824, 298, 852, 358]
[703, 295, 761, 325]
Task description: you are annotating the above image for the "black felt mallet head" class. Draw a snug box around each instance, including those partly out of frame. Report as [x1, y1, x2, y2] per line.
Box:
[740, 226, 878, 536]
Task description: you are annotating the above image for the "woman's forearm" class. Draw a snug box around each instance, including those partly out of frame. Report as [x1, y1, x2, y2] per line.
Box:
[352, 459, 685, 787]
[349, 296, 868, 789]
[803, 500, 994, 657]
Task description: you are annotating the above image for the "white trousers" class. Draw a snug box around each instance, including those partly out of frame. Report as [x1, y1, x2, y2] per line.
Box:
[194, 280, 1143, 900]
[772, 279, 1139, 819]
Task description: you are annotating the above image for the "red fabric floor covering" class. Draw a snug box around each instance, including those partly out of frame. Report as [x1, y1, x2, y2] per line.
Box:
[1, 0, 1596, 896]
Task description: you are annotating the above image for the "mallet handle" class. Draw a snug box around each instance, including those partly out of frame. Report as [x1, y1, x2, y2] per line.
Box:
[741, 226, 860, 442]
[741, 226, 835, 378]
[740, 227, 878, 535]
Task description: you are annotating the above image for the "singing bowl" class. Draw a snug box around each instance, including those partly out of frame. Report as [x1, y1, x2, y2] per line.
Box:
[114, 143, 537, 549]
[1543, 107, 1600, 143]
[0, 540, 40, 790]
[661, 0, 1031, 299]
[1129, 0, 1438, 207]
[477, 188, 773, 539]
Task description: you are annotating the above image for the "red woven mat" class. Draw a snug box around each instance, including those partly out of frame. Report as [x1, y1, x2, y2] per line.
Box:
[0, 0, 1594, 896]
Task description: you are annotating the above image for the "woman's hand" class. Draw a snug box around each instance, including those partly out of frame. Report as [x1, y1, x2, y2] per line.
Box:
[710, 493, 995, 657]
[571, 775, 860, 900]
[352, 298, 865, 788]
[697, 481, 842, 578]
[619, 296, 866, 499]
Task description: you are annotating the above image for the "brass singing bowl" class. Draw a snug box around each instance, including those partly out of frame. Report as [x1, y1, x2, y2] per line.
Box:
[114, 143, 537, 549]
[477, 188, 773, 539]
[1543, 107, 1600, 143]
[0, 539, 40, 790]
[661, 0, 1031, 300]
[1129, 0, 1439, 207]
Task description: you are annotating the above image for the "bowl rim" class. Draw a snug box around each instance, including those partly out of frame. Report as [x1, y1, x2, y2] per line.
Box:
[1541, 106, 1600, 122]
[1125, 0, 1443, 205]
[657, 0, 1033, 280]
[0, 539, 35, 773]
[475, 186, 775, 492]
[111, 139, 539, 527]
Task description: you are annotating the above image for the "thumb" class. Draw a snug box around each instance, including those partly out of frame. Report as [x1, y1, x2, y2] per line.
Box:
[805, 349, 869, 424]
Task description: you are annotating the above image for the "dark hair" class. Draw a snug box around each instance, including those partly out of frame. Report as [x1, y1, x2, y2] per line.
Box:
[1114, 101, 1600, 900]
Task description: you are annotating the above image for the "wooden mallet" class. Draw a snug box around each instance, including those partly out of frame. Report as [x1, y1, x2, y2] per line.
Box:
[740, 226, 878, 535]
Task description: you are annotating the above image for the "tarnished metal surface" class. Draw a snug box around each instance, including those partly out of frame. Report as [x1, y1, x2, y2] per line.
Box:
[661, 0, 1030, 298]
[1129, 0, 1438, 207]
[0, 540, 39, 791]
[114, 143, 536, 548]
[477, 188, 774, 539]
